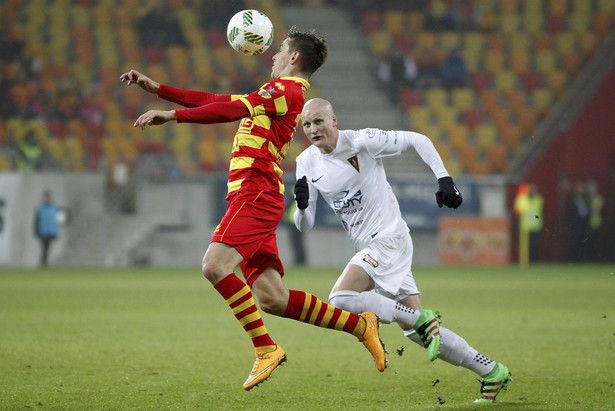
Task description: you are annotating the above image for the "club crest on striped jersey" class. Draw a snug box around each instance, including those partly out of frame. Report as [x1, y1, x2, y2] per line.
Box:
[258, 85, 278, 98]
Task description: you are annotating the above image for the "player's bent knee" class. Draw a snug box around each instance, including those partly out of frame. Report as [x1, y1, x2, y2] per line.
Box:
[201, 262, 225, 285]
[201, 264, 213, 281]
[257, 293, 287, 316]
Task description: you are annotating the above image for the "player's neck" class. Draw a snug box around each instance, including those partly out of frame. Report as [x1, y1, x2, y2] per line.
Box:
[277, 66, 308, 80]
[319, 133, 339, 154]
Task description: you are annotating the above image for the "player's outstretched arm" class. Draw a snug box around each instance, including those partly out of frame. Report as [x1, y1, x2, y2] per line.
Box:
[389, 130, 462, 209]
[133, 110, 176, 129]
[120, 69, 160, 94]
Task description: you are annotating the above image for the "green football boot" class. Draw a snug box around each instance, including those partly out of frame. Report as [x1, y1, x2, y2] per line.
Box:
[414, 309, 441, 361]
[474, 362, 512, 403]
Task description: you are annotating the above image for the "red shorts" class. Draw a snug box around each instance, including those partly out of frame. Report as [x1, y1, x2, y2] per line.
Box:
[212, 190, 285, 287]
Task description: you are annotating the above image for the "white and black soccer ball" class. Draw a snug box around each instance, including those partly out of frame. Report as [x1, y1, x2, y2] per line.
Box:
[226, 9, 274, 56]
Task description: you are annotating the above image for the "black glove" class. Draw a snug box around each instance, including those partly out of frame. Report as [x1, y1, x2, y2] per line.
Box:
[294, 176, 309, 210]
[436, 176, 463, 209]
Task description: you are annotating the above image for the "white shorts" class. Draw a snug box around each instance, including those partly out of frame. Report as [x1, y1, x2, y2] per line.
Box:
[348, 231, 419, 300]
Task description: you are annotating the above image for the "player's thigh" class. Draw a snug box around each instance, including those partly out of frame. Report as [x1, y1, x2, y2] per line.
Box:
[330, 263, 374, 293]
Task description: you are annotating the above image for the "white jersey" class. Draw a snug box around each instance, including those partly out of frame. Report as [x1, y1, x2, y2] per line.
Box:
[294, 128, 449, 252]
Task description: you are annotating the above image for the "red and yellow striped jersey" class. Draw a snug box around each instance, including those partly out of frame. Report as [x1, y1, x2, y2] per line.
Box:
[229, 76, 309, 197]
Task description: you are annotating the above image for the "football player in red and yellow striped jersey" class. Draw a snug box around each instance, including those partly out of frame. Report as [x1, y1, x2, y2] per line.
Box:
[121, 27, 386, 390]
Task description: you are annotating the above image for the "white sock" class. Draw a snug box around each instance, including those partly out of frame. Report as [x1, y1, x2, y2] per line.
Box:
[329, 290, 421, 326]
[405, 326, 496, 376]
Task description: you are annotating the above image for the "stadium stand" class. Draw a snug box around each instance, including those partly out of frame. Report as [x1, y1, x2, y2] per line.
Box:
[345, 0, 614, 174]
[0, 0, 613, 177]
[0, 0, 287, 178]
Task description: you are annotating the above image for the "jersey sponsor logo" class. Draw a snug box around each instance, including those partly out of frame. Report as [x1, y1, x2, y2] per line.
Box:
[342, 218, 363, 230]
[237, 118, 255, 135]
[333, 189, 363, 212]
[347, 219, 364, 228]
[362, 253, 379, 268]
[346, 155, 360, 172]
[311, 175, 323, 183]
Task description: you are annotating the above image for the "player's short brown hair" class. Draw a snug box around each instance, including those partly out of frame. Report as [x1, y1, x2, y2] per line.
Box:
[287, 26, 328, 76]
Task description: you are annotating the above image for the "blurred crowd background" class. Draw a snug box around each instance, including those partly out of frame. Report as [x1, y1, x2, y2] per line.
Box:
[2, 0, 613, 178]
[1, 0, 614, 266]
[1, 0, 286, 181]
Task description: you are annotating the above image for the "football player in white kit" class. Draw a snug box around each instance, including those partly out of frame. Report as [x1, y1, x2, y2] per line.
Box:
[293, 98, 511, 403]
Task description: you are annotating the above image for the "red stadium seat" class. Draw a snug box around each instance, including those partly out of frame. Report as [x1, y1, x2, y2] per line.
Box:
[470, 71, 491, 91]
[546, 13, 566, 34]
[463, 107, 484, 129]
[399, 88, 422, 109]
[593, 13, 614, 36]
[361, 11, 381, 33]
[521, 71, 543, 92]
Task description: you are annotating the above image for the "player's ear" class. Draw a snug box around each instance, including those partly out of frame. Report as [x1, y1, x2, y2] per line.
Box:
[290, 50, 301, 65]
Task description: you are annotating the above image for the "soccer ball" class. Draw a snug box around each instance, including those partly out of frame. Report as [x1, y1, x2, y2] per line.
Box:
[226, 9, 274, 56]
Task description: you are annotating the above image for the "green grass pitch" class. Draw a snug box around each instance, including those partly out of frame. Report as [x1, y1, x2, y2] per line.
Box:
[1, 264, 614, 410]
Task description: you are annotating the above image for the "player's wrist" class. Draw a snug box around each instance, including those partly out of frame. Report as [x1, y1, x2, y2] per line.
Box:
[438, 176, 453, 185]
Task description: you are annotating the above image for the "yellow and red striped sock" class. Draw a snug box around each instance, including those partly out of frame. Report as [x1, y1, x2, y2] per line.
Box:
[214, 274, 276, 354]
[283, 290, 366, 337]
